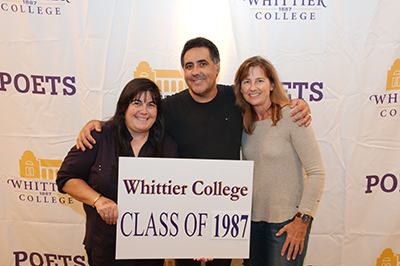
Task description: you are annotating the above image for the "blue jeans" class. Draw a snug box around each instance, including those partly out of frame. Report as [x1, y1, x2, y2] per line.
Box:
[245, 217, 312, 266]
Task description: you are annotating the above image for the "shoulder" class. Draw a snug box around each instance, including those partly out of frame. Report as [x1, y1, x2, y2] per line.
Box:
[217, 84, 235, 96]
[164, 133, 177, 145]
[216, 84, 236, 104]
[275, 105, 300, 130]
[280, 105, 314, 134]
[280, 105, 292, 118]
[163, 90, 189, 105]
[275, 105, 292, 124]
[163, 133, 179, 158]
[91, 123, 114, 142]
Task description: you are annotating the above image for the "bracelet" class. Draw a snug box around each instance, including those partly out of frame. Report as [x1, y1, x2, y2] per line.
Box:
[92, 194, 102, 208]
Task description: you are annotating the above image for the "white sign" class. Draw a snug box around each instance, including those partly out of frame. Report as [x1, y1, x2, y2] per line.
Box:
[116, 157, 254, 259]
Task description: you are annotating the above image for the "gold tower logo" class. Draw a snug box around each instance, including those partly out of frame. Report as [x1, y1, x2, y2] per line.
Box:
[133, 61, 185, 97]
[6, 150, 73, 204]
[368, 59, 400, 118]
[377, 248, 400, 266]
[19, 150, 62, 180]
[386, 59, 400, 91]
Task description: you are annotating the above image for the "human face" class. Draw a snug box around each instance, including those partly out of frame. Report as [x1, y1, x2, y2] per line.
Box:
[125, 91, 157, 137]
[183, 47, 220, 103]
[240, 66, 273, 111]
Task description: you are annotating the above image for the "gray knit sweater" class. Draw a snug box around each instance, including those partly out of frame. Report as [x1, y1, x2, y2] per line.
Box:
[242, 106, 325, 223]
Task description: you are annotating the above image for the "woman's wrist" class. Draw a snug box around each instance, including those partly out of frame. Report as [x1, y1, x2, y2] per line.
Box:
[92, 194, 102, 208]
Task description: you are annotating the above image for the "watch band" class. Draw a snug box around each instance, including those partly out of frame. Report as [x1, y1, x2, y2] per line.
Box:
[296, 212, 311, 223]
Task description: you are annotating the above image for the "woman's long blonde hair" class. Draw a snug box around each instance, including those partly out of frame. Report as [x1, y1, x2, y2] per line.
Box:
[234, 56, 290, 134]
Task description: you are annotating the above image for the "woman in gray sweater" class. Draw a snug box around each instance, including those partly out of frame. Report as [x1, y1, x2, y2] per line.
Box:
[234, 56, 325, 266]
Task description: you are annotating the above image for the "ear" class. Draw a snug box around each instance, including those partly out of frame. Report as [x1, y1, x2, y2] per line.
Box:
[271, 83, 275, 91]
[216, 62, 221, 75]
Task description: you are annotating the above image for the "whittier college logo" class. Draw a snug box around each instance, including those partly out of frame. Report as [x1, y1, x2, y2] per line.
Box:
[0, 0, 69, 16]
[133, 61, 185, 97]
[241, 0, 328, 21]
[376, 248, 400, 266]
[369, 59, 400, 118]
[6, 150, 74, 205]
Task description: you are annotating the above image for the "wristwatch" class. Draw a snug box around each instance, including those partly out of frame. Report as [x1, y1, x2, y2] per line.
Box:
[296, 212, 311, 223]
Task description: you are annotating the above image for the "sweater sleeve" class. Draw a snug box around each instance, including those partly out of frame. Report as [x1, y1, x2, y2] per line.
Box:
[289, 114, 325, 216]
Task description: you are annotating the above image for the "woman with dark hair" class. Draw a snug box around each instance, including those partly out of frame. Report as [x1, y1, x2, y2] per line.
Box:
[234, 56, 325, 266]
[57, 78, 178, 266]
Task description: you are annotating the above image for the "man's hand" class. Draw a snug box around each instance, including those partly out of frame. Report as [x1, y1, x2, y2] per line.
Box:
[194, 258, 214, 262]
[276, 217, 309, 261]
[76, 120, 103, 151]
[289, 99, 311, 127]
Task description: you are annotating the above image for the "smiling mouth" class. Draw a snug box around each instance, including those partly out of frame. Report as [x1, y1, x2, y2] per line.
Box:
[136, 117, 148, 121]
[249, 93, 260, 97]
[193, 79, 205, 84]
[192, 75, 206, 84]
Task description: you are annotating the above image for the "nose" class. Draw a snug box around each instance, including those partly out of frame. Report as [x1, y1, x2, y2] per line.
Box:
[249, 81, 257, 91]
[139, 104, 148, 114]
[192, 64, 200, 75]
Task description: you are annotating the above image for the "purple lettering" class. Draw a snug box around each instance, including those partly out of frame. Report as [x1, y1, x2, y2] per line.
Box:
[144, 213, 158, 236]
[58, 254, 72, 265]
[14, 251, 28, 265]
[29, 252, 44, 266]
[310, 82, 323, 101]
[365, 175, 379, 193]
[184, 212, 197, 237]
[381, 173, 397, 193]
[44, 253, 57, 265]
[45, 76, 61, 95]
[14, 73, 30, 93]
[73, 255, 86, 266]
[0, 72, 11, 91]
[198, 213, 208, 236]
[293, 82, 308, 99]
[170, 212, 179, 236]
[159, 212, 168, 237]
[62, 76, 76, 96]
[121, 212, 133, 237]
[31, 75, 45, 94]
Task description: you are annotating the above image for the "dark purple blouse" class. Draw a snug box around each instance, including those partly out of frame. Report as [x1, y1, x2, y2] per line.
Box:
[57, 124, 178, 265]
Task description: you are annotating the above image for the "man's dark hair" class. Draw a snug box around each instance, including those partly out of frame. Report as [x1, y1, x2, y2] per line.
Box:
[180, 37, 220, 67]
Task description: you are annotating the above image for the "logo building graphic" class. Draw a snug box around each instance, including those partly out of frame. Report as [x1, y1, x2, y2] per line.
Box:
[386, 59, 400, 91]
[368, 59, 400, 118]
[19, 150, 62, 180]
[377, 248, 400, 266]
[8, 151, 73, 205]
[134, 61, 185, 97]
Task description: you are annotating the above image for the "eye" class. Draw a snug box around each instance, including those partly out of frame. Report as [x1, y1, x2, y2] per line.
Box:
[242, 80, 250, 85]
[257, 79, 264, 83]
[131, 100, 141, 106]
[148, 102, 156, 108]
[185, 64, 193, 70]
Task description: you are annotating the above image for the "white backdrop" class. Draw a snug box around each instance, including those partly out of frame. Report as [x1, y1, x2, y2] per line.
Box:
[1, 0, 400, 265]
